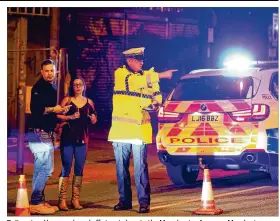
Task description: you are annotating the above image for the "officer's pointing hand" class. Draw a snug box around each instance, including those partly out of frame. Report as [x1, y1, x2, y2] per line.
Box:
[158, 69, 178, 79]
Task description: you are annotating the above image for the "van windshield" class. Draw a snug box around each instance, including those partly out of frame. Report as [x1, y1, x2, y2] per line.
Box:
[171, 76, 254, 101]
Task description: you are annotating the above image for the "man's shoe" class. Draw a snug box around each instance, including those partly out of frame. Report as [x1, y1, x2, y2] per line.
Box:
[113, 202, 132, 211]
[30, 203, 56, 215]
[44, 202, 59, 212]
[138, 205, 150, 213]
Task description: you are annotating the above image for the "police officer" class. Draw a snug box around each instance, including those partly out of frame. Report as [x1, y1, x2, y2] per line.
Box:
[108, 47, 176, 213]
[28, 59, 71, 215]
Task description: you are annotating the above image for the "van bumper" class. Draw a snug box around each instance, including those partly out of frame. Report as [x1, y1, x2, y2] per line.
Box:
[157, 150, 271, 170]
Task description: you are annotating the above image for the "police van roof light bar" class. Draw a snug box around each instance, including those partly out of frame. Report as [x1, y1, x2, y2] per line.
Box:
[251, 60, 278, 65]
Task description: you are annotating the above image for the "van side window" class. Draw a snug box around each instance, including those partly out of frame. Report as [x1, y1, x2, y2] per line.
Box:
[270, 72, 278, 101]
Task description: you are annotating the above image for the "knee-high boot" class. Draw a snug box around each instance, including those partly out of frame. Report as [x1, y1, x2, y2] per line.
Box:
[58, 177, 69, 211]
[71, 175, 83, 210]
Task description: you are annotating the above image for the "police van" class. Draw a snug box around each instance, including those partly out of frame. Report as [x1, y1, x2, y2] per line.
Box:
[156, 60, 278, 185]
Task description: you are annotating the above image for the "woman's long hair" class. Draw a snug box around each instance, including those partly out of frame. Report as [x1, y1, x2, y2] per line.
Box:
[68, 76, 87, 97]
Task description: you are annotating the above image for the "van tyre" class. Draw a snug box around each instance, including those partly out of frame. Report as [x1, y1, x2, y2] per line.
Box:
[268, 152, 278, 185]
[166, 165, 199, 186]
[269, 166, 278, 184]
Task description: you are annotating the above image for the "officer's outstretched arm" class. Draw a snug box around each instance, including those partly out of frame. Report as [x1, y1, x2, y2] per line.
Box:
[130, 68, 177, 90]
[158, 69, 178, 79]
[127, 71, 160, 91]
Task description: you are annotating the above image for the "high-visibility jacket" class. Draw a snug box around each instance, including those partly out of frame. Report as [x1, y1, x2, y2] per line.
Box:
[108, 65, 162, 144]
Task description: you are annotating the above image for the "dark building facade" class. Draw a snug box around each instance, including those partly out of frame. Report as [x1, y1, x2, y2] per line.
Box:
[60, 7, 207, 128]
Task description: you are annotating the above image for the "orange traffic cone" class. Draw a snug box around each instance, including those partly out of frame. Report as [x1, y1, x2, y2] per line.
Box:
[192, 169, 223, 215]
[15, 175, 30, 216]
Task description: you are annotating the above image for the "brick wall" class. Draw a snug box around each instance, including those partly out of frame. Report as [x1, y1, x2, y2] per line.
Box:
[73, 11, 200, 128]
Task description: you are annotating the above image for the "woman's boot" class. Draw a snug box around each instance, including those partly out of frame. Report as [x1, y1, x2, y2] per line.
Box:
[71, 175, 83, 210]
[58, 177, 69, 211]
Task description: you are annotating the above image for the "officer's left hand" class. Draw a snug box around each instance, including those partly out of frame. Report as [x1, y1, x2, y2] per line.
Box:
[143, 103, 159, 112]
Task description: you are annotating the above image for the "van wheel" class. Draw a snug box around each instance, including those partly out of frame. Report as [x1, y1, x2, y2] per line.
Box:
[269, 166, 278, 184]
[268, 153, 278, 184]
[166, 165, 199, 186]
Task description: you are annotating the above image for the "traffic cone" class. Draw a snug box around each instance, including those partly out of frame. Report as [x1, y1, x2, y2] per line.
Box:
[15, 175, 30, 216]
[192, 169, 223, 215]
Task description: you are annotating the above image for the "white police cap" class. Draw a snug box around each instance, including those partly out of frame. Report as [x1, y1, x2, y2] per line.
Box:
[122, 47, 145, 59]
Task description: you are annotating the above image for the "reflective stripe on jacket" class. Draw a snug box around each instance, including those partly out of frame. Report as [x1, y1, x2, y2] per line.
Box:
[108, 66, 162, 144]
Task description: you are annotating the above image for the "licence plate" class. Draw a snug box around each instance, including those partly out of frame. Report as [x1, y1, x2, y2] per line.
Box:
[190, 114, 223, 123]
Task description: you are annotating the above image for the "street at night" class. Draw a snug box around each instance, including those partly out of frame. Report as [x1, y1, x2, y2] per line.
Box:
[5, 4, 279, 221]
[7, 135, 278, 216]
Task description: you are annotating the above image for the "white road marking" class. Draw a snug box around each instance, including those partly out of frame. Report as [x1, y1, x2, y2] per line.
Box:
[151, 186, 268, 210]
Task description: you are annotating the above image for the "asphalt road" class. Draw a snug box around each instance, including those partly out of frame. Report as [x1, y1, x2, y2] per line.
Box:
[7, 138, 279, 217]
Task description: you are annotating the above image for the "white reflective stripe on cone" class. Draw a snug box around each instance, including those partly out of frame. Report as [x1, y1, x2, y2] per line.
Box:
[201, 182, 214, 201]
[16, 189, 29, 207]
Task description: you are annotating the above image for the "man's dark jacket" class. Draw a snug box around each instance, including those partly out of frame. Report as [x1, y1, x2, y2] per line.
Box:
[30, 77, 57, 132]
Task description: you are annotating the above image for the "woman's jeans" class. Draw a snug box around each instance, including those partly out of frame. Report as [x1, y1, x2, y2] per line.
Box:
[28, 130, 54, 205]
[59, 143, 87, 177]
[112, 142, 151, 206]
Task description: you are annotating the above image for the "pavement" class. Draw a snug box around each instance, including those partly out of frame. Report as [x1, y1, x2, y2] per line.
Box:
[7, 127, 109, 184]
[8, 128, 274, 217]
[7, 127, 163, 216]
[7, 126, 157, 186]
